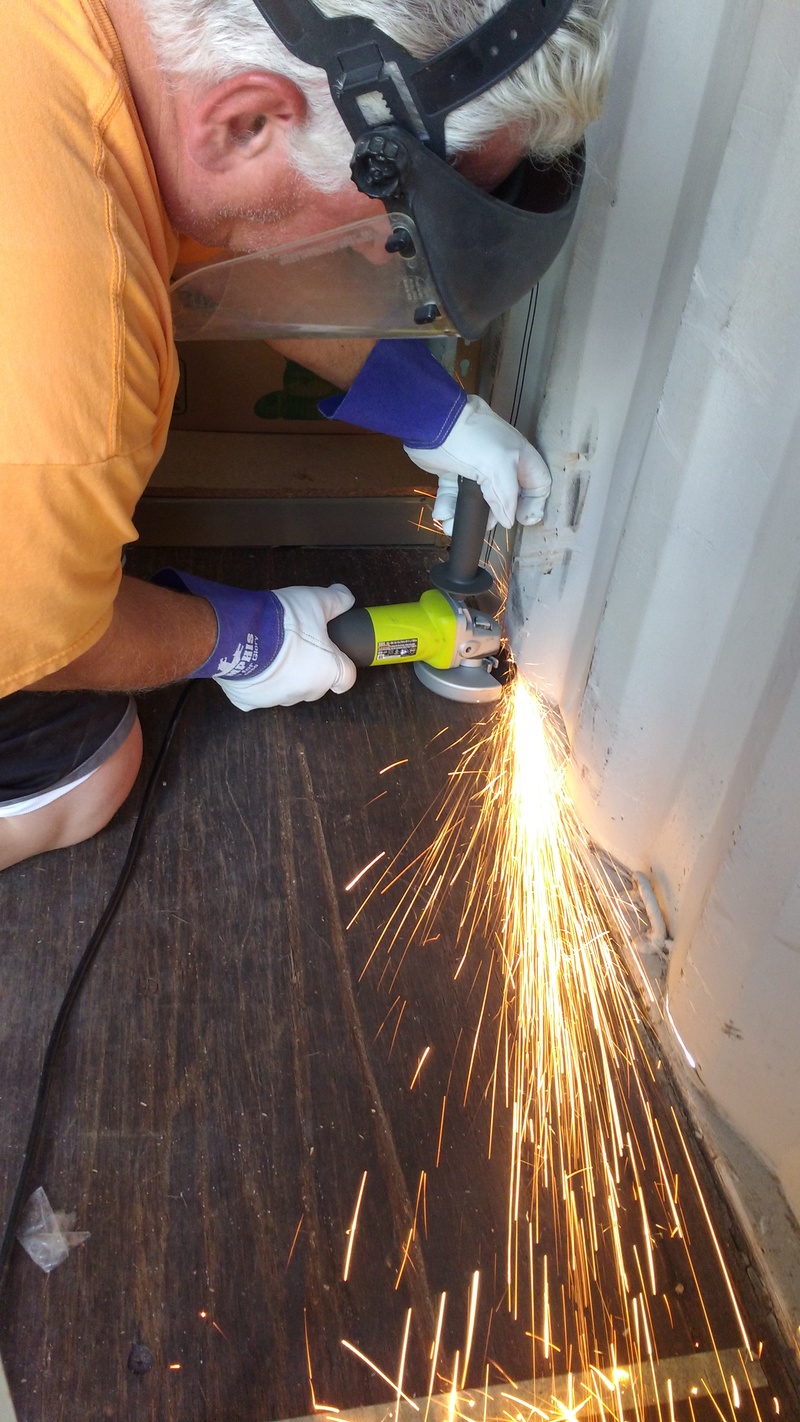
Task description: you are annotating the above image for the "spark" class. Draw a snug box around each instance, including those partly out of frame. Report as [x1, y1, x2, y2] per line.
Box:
[198, 1308, 229, 1340]
[436, 1090, 448, 1168]
[380, 759, 409, 775]
[589, 1364, 624, 1392]
[353, 670, 772, 1420]
[461, 1271, 481, 1386]
[449, 1352, 461, 1422]
[343, 1172, 368, 1282]
[672, 1107, 754, 1359]
[389, 999, 408, 1055]
[305, 1308, 340, 1414]
[375, 995, 403, 1044]
[419, 1170, 429, 1238]
[665, 997, 698, 1070]
[341, 1338, 420, 1409]
[286, 1212, 304, 1269]
[541, 1256, 550, 1362]
[397, 1308, 413, 1412]
[427, 726, 451, 746]
[409, 1046, 432, 1089]
[548, 1399, 589, 1422]
[345, 851, 387, 892]
[395, 1228, 415, 1290]
[426, 1293, 447, 1422]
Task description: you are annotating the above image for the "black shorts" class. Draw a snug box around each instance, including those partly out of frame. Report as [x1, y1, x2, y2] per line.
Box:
[0, 691, 136, 817]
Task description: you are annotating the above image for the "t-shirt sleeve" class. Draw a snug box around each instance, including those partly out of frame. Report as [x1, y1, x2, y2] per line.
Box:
[0, 448, 159, 693]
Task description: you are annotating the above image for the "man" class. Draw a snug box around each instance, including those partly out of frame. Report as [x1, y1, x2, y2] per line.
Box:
[0, 0, 613, 868]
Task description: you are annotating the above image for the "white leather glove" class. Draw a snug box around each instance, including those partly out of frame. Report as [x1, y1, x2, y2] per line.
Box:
[403, 395, 552, 536]
[217, 584, 357, 711]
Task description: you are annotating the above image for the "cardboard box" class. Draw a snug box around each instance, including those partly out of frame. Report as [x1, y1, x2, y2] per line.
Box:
[140, 337, 481, 543]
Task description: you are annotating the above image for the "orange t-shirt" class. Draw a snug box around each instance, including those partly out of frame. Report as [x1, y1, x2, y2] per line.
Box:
[0, 0, 180, 695]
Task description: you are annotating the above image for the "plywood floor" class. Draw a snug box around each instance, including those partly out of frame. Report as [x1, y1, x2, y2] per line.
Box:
[0, 549, 797, 1422]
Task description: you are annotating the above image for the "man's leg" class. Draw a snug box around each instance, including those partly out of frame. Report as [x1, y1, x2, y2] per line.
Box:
[0, 718, 142, 870]
[0, 692, 142, 871]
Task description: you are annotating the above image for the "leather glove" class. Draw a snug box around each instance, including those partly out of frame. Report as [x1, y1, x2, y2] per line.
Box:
[319, 340, 551, 535]
[404, 394, 551, 535]
[153, 570, 356, 709]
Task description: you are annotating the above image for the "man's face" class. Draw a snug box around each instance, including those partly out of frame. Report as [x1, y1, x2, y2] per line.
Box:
[167, 98, 522, 256]
[172, 163, 380, 254]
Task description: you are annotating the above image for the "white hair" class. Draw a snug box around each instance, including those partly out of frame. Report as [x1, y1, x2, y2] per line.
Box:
[140, 0, 616, 193]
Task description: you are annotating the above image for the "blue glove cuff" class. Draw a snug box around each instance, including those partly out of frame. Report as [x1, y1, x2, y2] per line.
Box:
[153, 570, 284, 680]
[318, 340, 467, 449]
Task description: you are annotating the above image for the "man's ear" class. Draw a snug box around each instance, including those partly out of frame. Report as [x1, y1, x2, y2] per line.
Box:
[186, 72, 306, 172]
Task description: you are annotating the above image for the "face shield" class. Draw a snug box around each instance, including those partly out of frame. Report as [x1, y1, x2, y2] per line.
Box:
[170, 0, 583, 343]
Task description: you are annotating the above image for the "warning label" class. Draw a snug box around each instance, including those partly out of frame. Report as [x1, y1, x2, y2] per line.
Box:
[375, 638, 419, 661]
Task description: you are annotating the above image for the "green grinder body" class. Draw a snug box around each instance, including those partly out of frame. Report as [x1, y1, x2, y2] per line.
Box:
[328, 588, 458, 670]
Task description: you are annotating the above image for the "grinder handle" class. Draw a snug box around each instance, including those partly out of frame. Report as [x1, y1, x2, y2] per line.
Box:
[430, 477, 494, 598]
[447, 478, 491, 587]
[327, 607, 375, 666]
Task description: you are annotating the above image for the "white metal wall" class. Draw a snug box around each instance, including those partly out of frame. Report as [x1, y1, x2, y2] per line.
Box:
[504, 0, 800, 1235]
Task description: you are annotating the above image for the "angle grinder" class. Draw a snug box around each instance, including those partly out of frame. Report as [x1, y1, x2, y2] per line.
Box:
[328, 479, 505, 704]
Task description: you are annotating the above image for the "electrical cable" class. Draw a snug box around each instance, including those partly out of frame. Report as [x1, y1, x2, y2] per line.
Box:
[0, 682, 195, 1290]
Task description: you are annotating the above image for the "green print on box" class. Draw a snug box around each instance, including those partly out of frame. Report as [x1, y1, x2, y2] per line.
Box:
[254, 361, 341, 422]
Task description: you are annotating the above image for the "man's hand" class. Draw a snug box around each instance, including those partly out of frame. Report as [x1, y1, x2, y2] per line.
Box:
[154, 571, 356, 710]
[404, 395, 551, 536]
[318, 340, 551, 537]
[217, 584, 357, 710]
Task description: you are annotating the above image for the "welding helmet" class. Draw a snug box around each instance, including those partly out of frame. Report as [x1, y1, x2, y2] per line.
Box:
[170, 0, 584, 343]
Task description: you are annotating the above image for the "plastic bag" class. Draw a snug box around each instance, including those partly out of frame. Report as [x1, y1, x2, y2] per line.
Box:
[17, 1187, 90, 1273]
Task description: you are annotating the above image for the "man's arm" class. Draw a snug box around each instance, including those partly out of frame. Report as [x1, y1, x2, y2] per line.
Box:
[267, 337, 375, 389]
[28, 576, 217, 692]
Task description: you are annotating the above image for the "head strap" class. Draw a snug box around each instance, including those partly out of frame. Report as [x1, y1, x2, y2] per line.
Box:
[251, 0, 574, 155]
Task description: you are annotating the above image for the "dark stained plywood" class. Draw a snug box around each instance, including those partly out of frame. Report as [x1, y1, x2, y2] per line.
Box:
[0, 549, 797, 1422]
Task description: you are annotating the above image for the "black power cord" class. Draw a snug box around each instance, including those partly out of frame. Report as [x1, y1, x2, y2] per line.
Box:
[0, 682, 195, 1290]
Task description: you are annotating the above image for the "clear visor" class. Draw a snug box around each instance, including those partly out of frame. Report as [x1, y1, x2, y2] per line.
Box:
[170, 214, 455, 341]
